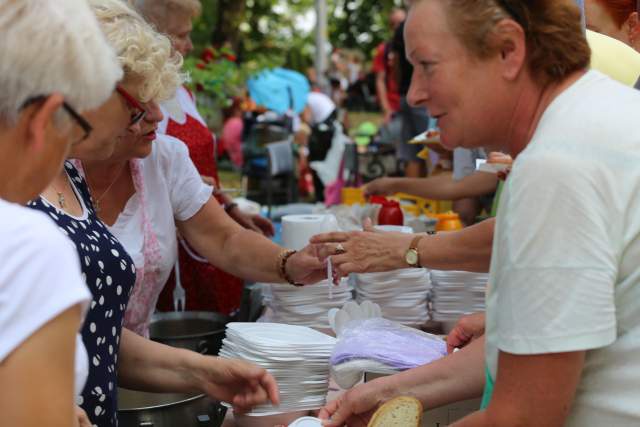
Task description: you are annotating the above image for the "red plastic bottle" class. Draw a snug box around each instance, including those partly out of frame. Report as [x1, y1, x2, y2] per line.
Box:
[372, 197, 404, 226]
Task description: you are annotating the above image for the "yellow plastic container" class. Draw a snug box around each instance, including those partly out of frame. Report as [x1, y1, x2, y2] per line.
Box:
[341, 187, 366, 206]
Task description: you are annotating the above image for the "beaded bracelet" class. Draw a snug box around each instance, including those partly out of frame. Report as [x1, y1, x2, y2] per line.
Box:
[277, 249, 304, 287]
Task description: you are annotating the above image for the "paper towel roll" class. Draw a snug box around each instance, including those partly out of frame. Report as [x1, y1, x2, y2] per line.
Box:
[282, 214, 339, 250]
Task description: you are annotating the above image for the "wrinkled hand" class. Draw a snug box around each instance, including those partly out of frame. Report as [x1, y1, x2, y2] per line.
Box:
[362, 178, 394, 197]
[229, 207, 275, 237]
[285, 243, 330, 285]
[310, 219, 413, 279]
[446, 312, 486, 354]
[75, 406, 91, 427]
[318, 380, 391, 426]
[195, 356, 279, 414]
[487, 152, 513, 181]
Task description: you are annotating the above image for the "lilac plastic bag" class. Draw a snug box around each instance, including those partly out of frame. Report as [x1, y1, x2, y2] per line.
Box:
[330, 318, 447, 370]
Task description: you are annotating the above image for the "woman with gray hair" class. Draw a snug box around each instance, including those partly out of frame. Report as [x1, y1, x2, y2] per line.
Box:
[0, 0, 122, 425]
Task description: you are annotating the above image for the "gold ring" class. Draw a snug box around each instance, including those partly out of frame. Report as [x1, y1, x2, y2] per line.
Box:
[335, 243, 346, 254]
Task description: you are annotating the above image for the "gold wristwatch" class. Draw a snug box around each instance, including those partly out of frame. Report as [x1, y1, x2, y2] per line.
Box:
[405, 235, 424, 268]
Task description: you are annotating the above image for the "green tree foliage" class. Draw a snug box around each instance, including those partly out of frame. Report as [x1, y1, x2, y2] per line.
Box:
[190, 0, 403, 70]
[328, 0, 403, 56]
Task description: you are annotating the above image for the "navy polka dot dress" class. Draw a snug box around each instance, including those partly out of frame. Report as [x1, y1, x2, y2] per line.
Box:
[28, 162, 136, 427]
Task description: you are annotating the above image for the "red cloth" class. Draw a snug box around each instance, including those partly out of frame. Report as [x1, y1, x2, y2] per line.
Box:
[372, 42, 400, 112]
[156, 96, 244, 315]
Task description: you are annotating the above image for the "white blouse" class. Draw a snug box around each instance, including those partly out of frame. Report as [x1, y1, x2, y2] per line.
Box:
[108, 134, 212, 337]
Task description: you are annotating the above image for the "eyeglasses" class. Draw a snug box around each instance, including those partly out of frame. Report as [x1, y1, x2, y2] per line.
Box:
[22, 96, 93, 144]
[116, 86, 147, 126]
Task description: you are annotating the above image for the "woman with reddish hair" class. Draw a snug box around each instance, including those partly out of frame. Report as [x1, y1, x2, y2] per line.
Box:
[585, 0, 640, 49]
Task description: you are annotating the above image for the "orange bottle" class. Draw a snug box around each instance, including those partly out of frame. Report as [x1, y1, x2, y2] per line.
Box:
[435, 212, 463, 232]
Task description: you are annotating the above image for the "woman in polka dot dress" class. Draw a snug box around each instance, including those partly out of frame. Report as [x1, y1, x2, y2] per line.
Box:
[29, 162, 136, 426]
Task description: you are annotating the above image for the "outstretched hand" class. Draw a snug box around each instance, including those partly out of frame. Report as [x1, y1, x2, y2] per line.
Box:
[310, 218, 413, 279]
[194, 356, 280, 413]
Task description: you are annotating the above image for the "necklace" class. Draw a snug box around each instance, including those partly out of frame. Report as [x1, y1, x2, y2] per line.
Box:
[86, 163, 127, 214]
[50, 182, 67, 209]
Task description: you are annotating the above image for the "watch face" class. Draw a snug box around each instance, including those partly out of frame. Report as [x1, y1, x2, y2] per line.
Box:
[406, 249, 418, 266]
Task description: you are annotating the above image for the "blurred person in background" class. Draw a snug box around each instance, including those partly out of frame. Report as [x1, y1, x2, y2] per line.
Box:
[0, 0, 122, 425]
[219, 96, 245, 169]
[373, 8, 406, 124]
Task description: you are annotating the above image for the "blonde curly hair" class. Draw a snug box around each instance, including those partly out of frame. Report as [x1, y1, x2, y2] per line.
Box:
[89, 0, 184, 103]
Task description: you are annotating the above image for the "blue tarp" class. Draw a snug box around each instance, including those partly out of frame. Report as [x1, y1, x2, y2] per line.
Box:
[247, 68, 311, 115]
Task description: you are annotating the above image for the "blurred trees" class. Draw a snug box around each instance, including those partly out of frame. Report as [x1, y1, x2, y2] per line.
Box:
[191, 0, 403, 70]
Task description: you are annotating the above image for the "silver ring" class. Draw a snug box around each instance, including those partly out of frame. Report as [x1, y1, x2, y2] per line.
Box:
[335, 243, 346, 254]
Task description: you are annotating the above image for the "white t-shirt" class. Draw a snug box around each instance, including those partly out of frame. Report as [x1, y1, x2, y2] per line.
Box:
[307, 92, 336, 125]
[486, 70, 640, 425]
[109, 134, 212, 336]
[0, 198, 91, 395]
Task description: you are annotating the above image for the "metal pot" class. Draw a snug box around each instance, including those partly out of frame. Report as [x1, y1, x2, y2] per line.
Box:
[149, 311, 229, 355]
[117, 388, 226, 427]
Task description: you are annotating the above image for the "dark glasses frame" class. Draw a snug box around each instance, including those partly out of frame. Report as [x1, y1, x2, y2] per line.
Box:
[116, 86, 147, 126]
[22, 96, 93, 143]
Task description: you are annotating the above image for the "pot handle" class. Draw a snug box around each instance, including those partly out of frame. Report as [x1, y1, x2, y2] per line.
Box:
[196, 339, 209, 354]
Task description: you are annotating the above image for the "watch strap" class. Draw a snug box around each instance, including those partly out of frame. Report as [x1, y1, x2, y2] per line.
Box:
[408, 235, 424, 267]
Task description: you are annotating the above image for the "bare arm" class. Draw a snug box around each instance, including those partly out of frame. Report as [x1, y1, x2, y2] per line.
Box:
[380, 335, 486, 408]
[418, 217, 495, 273]
[364, 172, 498, 201]
[312, 217, 495, 275]
[376, 71, 392, 122]
[117, 328, 280, 411]
[320, 337, 486, 426]
[177, 196, 325, 285]
[452, 351, 585, 427]
[0, 305, 81, 427]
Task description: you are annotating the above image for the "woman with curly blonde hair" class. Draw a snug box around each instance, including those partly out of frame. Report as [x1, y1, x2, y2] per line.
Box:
[28, 1, 287, 426]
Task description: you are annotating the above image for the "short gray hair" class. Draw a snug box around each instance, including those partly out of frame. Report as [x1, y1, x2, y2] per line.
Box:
[0, 0, 123, 125]
[130, 0, 201, 31]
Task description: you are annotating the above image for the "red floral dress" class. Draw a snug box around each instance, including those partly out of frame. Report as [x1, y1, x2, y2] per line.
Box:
[156, 86, 244, 315]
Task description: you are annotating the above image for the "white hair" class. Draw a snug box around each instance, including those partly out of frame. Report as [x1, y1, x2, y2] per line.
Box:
[130, 0, 201, 31]
[90, 0, 184, 103]
[0, 0, 123, 125]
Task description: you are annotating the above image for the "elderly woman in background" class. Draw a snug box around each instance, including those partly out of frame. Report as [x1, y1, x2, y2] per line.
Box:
[0, 0, 122, 425]
[27, 2, 279, 426]
[320, 0, 640, 426]
[131, 0, 273, 316]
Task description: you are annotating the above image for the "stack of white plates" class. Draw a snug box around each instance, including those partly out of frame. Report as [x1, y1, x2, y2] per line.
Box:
[219, 323, 336, 415]
[260, 279, 353, 329]
[430, 270, 488, 322]
[354, 268, 431, 326]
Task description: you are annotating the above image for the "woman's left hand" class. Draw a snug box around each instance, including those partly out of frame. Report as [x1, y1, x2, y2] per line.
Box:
[194, 356, 280, 413]
[286, 244, 332, 285]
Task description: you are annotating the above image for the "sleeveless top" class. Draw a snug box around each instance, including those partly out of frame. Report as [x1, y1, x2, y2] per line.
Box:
[28, 162, 136, 427]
